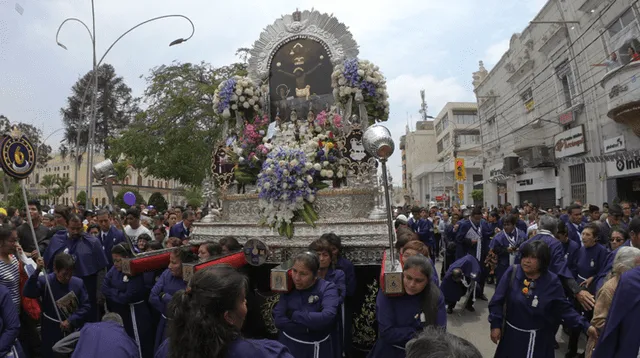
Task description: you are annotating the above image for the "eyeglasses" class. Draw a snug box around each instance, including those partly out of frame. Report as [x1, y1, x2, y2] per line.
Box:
[610, 237, 625, 243]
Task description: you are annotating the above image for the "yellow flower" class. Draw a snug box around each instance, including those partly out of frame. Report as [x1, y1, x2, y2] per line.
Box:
[523, 279, 530, 287]
[327, 142, 335, 150]
[522, 287, 529, 295]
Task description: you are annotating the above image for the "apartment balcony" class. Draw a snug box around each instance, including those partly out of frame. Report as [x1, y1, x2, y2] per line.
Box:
[602, 61, 640, 136]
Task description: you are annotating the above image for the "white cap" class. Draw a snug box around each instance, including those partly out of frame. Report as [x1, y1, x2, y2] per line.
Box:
[460, 205, 467, 210]
[395, 214, 408, 224]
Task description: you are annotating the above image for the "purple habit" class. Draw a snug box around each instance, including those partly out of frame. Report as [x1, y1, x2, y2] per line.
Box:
[71, 321, 139, 358]
[592, 266, 640, 358]
[102, 267, 154, 358]
[0, 284, 25, 358]
[561, 239, 580, 280]
[440, 254, 480, 304]
[154, 337, 294, 358]
[593, 240, 632, 292]
[324, 268, 345, 358]
[100, 225, 126, 269]
[148, 268, 186, 351]
[575, 243, 607, 294]
[367, 288, 446, 358]
[488, 265, 589, 358]
[23, 272, 90, 358]
[335, 256, 356, 355]
[273, 278, 339, 358]
[489, 228, 527, 283]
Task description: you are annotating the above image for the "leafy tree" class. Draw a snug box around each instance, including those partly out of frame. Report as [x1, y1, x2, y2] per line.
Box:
[471, 189, 484, 202]
[40, 174, 58, 201]
[109, 60, 247, 187]
[112, 160, 130, 184]
[76, 190, 87, 205]
[52, 177, 73, 202]
[182, 186, 203, 209]
[59, 64, 140, 162]
[115, 187, 143, 208]
[148, 192, 168, 212]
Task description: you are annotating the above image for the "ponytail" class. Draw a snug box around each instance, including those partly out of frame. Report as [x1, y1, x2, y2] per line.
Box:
[403, 255, 441, 327]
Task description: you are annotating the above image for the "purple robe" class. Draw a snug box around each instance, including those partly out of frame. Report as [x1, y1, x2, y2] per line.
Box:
[23, 272, 90, 358]
[488, 265, 589, 358]
[273, 278, 339, 358]
[154, 338, 294, 358]
[44, 232, 109, 322]
[71, 321, 139, 358]
[100, 225, 125, 269]
[561, 240, 580, 280]
[592, 266, 640, 358]
[367, 289, 446, 358]
[102, 267, 154, 358]
[489, 228, 527, 283]
[440, 254, 480, 304]
[324, 269, 345, 358]
[0, 284, 25, 358]
[408, 217, 434, 248]
[593, 240, 632, 292]
[148, 269, 186, 351]
[575, 243, 607, 294]
[335, 256, 356, 355]
[567, 221, 583, 247]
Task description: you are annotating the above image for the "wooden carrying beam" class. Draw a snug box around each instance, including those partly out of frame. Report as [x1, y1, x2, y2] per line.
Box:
[270, 259, 294, 293]
[182, 251, 246, 282]
[379, 249, 404, 296]
[121, 246, 198, 276]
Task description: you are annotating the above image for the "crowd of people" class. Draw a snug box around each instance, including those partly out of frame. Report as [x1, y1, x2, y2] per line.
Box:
[0, 197, 639, 358]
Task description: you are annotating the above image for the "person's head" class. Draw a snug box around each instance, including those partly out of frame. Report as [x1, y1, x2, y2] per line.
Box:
[567, 204, 582, 225]
[168, 212, 178, 227]
[153, 226, 166, 243]
[629, 46, 637, 55]
[126, 208, 141, 229]
[395, 230, 417, 253]
[87, 223, 100, 238]
[629, 217, 640, 249]
[27, 199, 41, 222]
[53, 252, 75, 285]
[148, 241, 163, 251]
[401, 240, 429, 263]
[611, 246, 640, 277]
[620, 201, 631, 219]
[169, 247, 198, 278]
[167, 265, 249, 358]
[442, 211, 449, 222]
[406, 325, 482, 358]
[102, 312, 124, 326]
[520, 240, 551, 276]
[581, 223, 600, 248]
[538, 215, 558, 236]
[54, 205, 70, 227]
[0, 226, 17, 256]
[589, 205, 600, 221]
[182, 210, 196, 228]
[198, 242, 222, 260]
[320, 233, 342, 259]
[166, 237, 182, 248]
[291, 252, 320, 290]
[451, 267, 464, 283]
[309, 238, 334, 270]
[67, 214, 84, 239]
[611, 52, 618, 61]
[96, 209, 111, 232]
[488, 211, 498, 223]
[395, 215, 409, 230]
[111, 244, 133, 272]
[403, 255, 441, 326]
[137, 233, 152, 252]
[42, 213, 55, 228]
[219, 236, 242, 254]
[556, 220, 569, 243]
[502, 214, 518, 234]
[608, 204, 624, 225]
[504, 202, 512, 212]
[470, 207, 482, 225]
[611, 228, 629, 250]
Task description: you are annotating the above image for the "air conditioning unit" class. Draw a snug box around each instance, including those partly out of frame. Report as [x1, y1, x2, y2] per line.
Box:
[503, 156, 523, 175]
[515, 146, 555, 168]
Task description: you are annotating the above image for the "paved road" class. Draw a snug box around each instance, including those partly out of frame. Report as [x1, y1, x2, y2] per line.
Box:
[437, 260, 587, 358]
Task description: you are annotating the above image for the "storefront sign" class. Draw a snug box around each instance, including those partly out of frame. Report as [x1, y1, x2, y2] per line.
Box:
[606, 157, 640, 178]
[515, 169, 556, 192]
[558, 111, 575, 125]
[554, 125, 586, 158]
[603, 135, 625, 154]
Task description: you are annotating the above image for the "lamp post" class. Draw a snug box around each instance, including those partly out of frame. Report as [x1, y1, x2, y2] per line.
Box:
[56, 7, 195, 209]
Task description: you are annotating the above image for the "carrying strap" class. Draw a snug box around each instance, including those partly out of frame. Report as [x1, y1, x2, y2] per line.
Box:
[502, 264, 517, 333]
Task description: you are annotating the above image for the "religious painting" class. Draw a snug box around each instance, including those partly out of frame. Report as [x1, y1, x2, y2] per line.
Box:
[343, 129, 371, 163]
[269, 38, 333, 122]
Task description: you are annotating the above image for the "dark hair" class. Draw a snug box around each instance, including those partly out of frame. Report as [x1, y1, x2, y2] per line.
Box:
[471, 207, 482, 216]
[96, 209, 110, 217]
[0, 226, 14, 243]
[489, 211, 499, 219]
[111, 244, 133, 258]
[293, 252, 320, 277]
[557, 220, 568, 236]
[219, 237, 242, 251]
[502, 214, 518, 227]
[308, 238, 334, 261]
[402, 240, 429, 257]
[568, 204, 582, 215]
[403, 255, 441, 326]
[406, 326, 482, 358]
[520, 240, 551, 273]
[87, 223, 100, 232]
[137, 233, 152, 243]
[182, 210, 195, 220]
[320, 233, 342, 252]
[148, 241, 163, 251]
[174, 246, 198, 264]
[27, 199, 41, 213]
[201, 242, 222, 256]
[612, 228, 629, 242]
[589, 205, 600, 213]
[68, 213, 83, 224]
[54, 205, 71, 224]
[395, 231, 416, 252]
[126, 208, 141, 219]
[167, 265, 248, 358]
[582, 222, 600, 239]
[53, 252, 75, 271]
[166, 237, 182, 248]
[628, 217, 640, 236]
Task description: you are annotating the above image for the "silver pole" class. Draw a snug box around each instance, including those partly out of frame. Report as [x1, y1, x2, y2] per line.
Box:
[380, 160, 396, 266]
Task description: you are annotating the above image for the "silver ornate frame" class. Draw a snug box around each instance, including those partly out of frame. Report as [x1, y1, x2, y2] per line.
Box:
[247, 9, 359, 82]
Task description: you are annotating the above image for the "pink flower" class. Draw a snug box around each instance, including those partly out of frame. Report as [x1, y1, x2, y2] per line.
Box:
[333, 114, 342, 128]
[316, 111, 327, 127]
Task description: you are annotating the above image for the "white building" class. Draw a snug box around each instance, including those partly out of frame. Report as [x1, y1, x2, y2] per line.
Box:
[474, 0, 640, 209]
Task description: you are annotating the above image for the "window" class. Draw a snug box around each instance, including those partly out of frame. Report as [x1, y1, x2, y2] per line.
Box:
[453, 111, 478, 125]
[456, 134, 481, 146]
[608, 8, 636, 37]
[435, 121, 443, 136]
[437, 139, 444, 153]
[569, 164, 586, 205]
[521, 88, 534, 112]
[556, 61, 576, 109]
[125, 177, 130, 185]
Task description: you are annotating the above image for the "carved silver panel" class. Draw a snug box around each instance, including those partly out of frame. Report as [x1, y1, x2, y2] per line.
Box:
[248, 10, 359, 81]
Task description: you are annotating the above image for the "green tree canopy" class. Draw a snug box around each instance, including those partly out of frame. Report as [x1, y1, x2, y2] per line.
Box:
[109, 61, 247, 187]
[148, 192, 168, 212]
[76, 190, 87, 205]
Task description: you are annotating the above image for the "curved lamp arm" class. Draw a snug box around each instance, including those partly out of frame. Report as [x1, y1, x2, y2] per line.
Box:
[56, 18, 94, 50]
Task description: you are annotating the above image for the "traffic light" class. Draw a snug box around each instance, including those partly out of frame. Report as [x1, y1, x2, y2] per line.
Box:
[454, 157, 466, 181]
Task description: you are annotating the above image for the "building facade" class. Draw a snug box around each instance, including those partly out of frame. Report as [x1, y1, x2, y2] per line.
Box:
[475, 0, 640, 209]
[27, 153, 186, 208]
[401, 120, 438, 206]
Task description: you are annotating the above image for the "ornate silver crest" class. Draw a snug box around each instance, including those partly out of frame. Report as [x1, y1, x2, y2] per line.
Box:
[248, 9, 359, 81]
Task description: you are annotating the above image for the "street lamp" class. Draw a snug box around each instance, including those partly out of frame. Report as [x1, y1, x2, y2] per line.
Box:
[56, 7, 195, 209]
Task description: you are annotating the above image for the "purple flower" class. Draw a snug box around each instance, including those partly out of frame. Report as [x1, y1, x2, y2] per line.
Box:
[216, 78, 237, 114]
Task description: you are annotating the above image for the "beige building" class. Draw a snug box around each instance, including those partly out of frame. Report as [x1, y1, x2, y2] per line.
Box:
[26, 153, 186, 208]
[400, 121, 438, 206]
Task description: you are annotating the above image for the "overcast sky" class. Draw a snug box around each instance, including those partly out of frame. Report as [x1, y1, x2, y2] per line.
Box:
[0, 0, 547, 185]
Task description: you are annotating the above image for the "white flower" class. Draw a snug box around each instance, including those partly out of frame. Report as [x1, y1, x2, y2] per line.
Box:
[296, 180, 304, 187]
[239, 96, 246, 102]
[305, 162, 313, 169]
[306, 175, 313, 182]
[357, 69, 365, 76]
[249, 98, 256, 106]
[313, 163, 322, 171]
[239, 157, 245, 163]
[320, 169, 327, 177]
[290, 159, 299, 167]
[231, 94, 238, 101]
[243, 102, 250, 109]
[246, 88, 254, 96]
[222, 108, 231, 118]
[337, 171, 344, 178]
[254, 105, 260, 111]
[235, 89, 242, 96]
[123, 275, 129, 283]
[231, 104, 238, 110]
[326, 170, 334, 178]
[323, 161, 329, 168]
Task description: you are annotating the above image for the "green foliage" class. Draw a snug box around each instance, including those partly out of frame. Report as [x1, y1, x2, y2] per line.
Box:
[76, 190, 87, 205]
[39, 175, 73, 204]
[353, 280, 379, 347]
[109, 61, 247, 187]
[182, 186, 203, 209]
[115, 187, 143, 208]
[148, 192, 168, 212]
[112, 160, 130, 183]
[471, 189, 484, 202]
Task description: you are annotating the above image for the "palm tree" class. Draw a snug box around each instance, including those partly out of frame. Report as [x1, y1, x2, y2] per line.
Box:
[113, 160, 130, 184]
[49, 177, 73, 205]
[40, 174, 58, 204]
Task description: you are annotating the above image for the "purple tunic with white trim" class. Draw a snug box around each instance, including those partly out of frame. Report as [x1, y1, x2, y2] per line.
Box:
[71, 321, 139, 358]
[148, 268, 186, 351]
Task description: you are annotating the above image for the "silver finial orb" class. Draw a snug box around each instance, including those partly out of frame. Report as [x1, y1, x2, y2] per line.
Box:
[363, 124, 395, 160]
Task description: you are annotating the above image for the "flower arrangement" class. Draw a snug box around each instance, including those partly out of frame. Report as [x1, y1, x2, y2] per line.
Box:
[300, 110, 346, 181]
[231, 115, 271, 184]
[213, 76, 263, 118]
[331, 58, 390, 122]
[256, 147, 320, 238]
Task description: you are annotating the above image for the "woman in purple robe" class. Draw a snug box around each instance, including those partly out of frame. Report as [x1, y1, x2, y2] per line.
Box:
[309, 238, 346, 358]
[154, 265, 294, 358]
[489, 240, 597, 358]
[575, 224, 607, 293]
[102, 244, 154, 358]
[489, 214, 526, 283]
[149, 247, 197, 351]
[440, 254, 480, 314]
[0, 284, 24, 358]
[23, 253, 90, 358]
[273, 252, 340, 358]
[368, 255, 446, 358]
[43, 213, 108, 322]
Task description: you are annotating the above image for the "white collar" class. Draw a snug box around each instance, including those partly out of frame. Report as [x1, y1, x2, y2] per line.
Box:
[537, 229, 554, 237]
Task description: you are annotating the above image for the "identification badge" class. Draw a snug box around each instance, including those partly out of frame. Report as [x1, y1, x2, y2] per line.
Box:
[531, 295, 539, 308]
[63, 248, 69, 254]
[420, 312, 426, 323]
[590, 259, 594, 268]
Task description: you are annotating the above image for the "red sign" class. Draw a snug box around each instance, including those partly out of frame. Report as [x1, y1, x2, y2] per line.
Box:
[558, 111, 574, 125]
[435, 196, 443, 201]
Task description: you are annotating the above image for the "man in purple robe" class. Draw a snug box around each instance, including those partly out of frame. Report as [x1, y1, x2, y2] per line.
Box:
[408, 207, 434, 254]
[96, 209, 125, 269]
[566, 204, 584, 247]
[592, 265, 640, 357]
[440, 254, 481, 313]
[454, 207, 489, 301]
